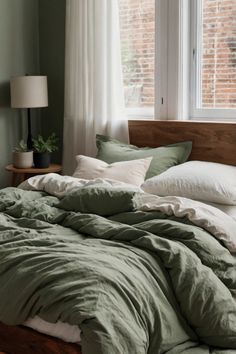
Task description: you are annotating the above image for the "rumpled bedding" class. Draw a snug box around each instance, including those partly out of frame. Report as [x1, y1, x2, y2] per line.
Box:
[0, 174, 235, 354]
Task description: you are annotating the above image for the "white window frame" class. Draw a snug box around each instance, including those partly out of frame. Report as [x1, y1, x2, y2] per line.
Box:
[124, 0, 236, 122]
[125, 107, 154, 119]
[190, 0, 236, 121]
[155, 0, 168, 120]
[156, 0, 190, 121]
[122, 0, 188, 121]
[121, 0, 178, 120]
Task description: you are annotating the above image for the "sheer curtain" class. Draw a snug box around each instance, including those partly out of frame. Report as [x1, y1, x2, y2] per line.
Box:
[63, 0, 127, 175]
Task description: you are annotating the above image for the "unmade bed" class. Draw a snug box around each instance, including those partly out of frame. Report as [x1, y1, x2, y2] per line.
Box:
[0, 120, 235, 354]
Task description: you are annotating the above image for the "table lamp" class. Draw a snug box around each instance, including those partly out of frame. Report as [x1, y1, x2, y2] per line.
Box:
[10, 75, 48, 150]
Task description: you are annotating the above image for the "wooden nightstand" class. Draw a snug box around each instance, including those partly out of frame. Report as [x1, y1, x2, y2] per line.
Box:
[5, 164, 62, 187]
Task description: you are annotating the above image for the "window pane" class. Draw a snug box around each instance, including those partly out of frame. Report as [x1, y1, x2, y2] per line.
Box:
[199, 0, 236, 109]
[119, 0, 155, 111]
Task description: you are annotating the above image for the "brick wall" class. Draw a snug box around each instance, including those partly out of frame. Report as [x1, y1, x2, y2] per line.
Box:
[119, 0, 236, 110]
[202, 0, 236, 108]
[119, 0, 155, 108]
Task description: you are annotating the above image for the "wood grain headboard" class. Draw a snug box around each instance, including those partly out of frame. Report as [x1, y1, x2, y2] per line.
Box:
[128, 120, 236, 166]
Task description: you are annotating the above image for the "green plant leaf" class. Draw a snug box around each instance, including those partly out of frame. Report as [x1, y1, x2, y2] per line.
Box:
[14, 139, 28, 152]
[33, 133, 58, 153]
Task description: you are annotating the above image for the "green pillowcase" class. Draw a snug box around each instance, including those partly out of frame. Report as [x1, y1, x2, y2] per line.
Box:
[58, 184, 137, 216]
[96, 135, 192, 179]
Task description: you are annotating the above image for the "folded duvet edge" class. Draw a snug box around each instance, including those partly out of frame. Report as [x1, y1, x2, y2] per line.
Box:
[134, 193, 236, 253]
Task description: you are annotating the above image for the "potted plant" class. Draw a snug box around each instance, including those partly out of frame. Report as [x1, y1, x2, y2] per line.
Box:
[33, 133, 58, 168]
[13, 140, 33, 169]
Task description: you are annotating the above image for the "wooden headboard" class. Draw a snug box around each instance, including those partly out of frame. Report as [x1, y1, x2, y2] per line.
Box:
[128, 120, 236, 166]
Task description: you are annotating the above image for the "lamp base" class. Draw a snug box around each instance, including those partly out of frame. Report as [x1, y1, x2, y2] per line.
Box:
[27, 134, 33, 151]
[27, 108, 33, 150]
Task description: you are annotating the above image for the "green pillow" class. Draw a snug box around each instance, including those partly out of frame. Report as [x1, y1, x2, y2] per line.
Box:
[96, 135, 192, 179]
[58, 184, 137, 216]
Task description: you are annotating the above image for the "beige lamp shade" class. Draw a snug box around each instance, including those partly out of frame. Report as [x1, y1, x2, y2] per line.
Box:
[10, 76, 48, 108]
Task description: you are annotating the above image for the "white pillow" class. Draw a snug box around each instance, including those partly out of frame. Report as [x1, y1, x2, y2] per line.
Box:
[73, 155, 152, 187]
[142, 160, 236, 205]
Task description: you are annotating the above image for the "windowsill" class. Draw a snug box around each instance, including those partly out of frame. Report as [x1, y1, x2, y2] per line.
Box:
[124, 107, 154, 120]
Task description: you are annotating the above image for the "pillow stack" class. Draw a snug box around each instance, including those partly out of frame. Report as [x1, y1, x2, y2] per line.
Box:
[96, 134, 192, 179]
[142, 160, 236, 219]
[72, 135, 192, 187]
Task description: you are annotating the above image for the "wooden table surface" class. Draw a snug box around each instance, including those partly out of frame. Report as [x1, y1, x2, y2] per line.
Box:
[5, 164, 62, 174]
[5, 164, 62, 187]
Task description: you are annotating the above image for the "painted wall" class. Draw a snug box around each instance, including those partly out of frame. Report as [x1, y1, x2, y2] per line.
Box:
[0, 0, 66, 187]
[0, 0, 40, 187]
[38, 0, 66, 163]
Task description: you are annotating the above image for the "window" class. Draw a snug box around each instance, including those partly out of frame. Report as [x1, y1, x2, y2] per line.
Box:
[117, 1, 236, 121]
[119, 0, 155, 117]
[191, 0, 236, 119]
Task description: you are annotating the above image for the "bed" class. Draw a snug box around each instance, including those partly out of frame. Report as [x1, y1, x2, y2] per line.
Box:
[0, 120, 235, 354]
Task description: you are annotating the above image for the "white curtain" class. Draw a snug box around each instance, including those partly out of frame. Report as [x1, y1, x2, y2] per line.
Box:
[63, 0, 128, 175]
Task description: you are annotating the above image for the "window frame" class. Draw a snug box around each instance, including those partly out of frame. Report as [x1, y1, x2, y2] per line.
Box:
[120, 0, 236, 121]
[120, 0, 187, 121]
[190, 0, 236, 121]
[155, 0, 168, 120]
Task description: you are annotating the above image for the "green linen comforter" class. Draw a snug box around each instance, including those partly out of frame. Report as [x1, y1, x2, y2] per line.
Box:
[0, 184, 235, 354]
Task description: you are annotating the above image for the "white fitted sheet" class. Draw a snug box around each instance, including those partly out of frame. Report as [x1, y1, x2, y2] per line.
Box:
[23, 316, 81, 343]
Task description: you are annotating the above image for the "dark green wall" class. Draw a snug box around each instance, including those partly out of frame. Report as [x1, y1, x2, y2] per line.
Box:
[0, 0, 40, 187]
[0, 0, 66, 187]
[38, 0, 66, 163]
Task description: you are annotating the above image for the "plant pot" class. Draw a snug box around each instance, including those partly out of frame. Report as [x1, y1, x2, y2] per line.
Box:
[13, 151, 33, 169]
[33, 152, 50, 168]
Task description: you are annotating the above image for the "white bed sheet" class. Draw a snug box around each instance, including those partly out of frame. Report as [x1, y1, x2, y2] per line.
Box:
[23, 316, 81, 344]
[205, 202, 236, 221]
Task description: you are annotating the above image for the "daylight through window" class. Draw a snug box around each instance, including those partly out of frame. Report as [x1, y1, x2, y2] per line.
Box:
[198, 0, 236, 109]
[119, 0, 155, 115]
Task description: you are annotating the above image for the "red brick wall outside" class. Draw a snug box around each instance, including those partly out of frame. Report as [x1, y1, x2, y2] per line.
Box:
[119, 0, 236, 110]
[202, 0, 236, 108]
[119, 0, 155, 108]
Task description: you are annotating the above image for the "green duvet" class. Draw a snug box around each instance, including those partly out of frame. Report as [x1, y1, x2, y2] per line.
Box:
[0, 186, 235, 354]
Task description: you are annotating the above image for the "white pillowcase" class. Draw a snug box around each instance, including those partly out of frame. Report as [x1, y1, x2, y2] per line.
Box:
[73, 155, 152, 187]
[142, 160, 236, 205]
